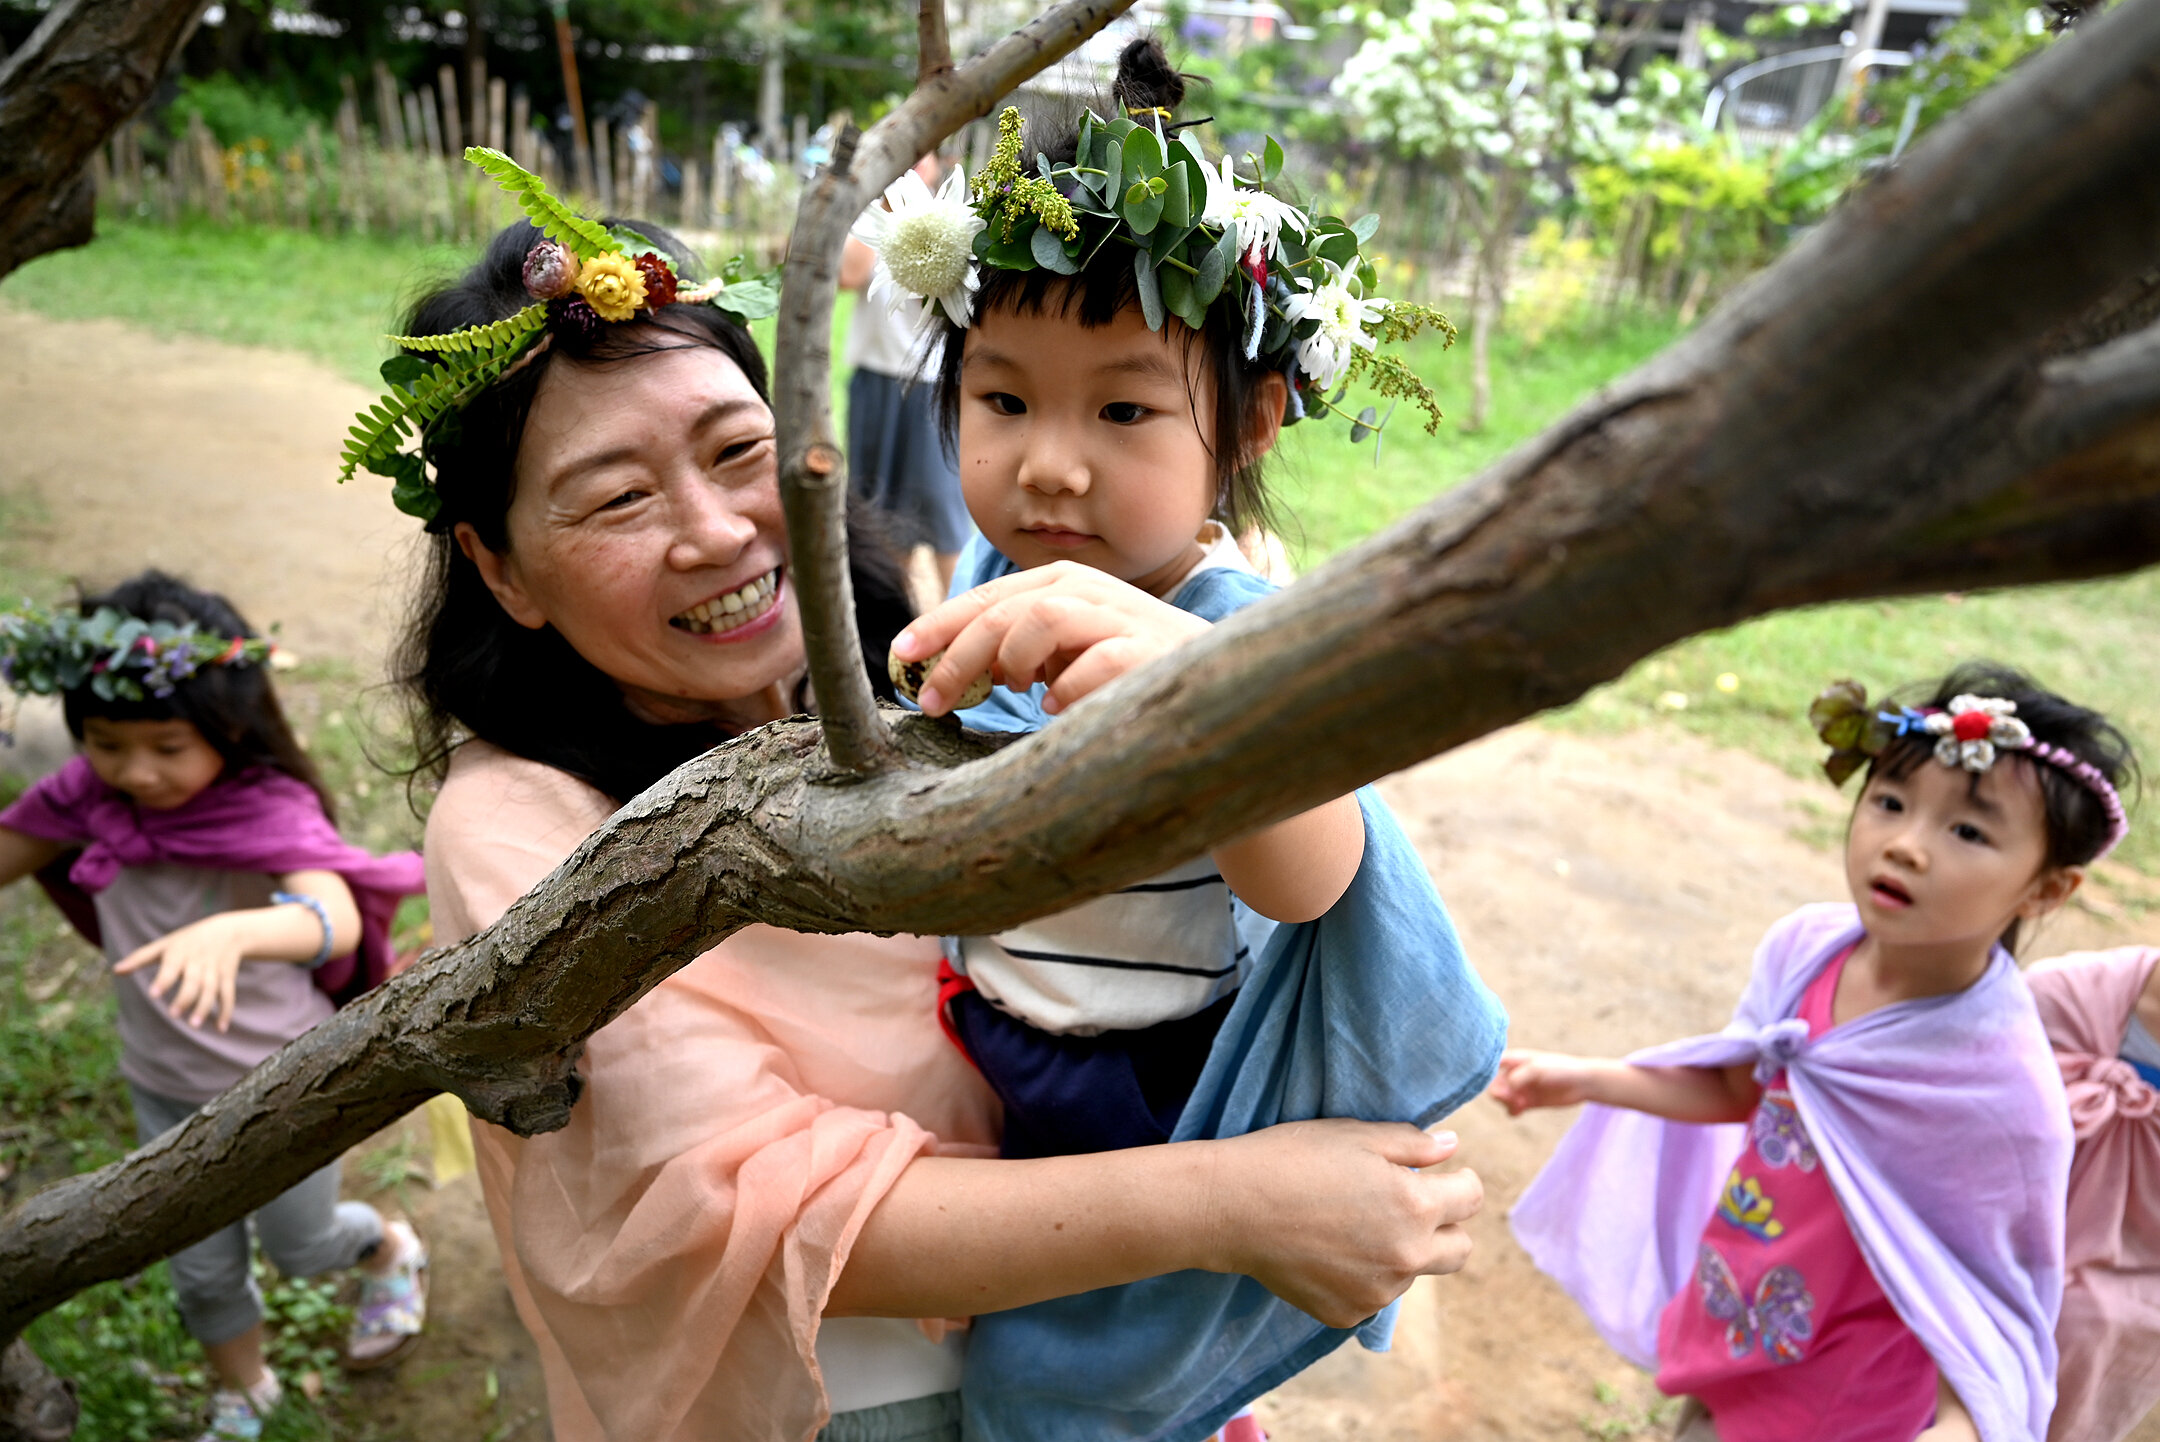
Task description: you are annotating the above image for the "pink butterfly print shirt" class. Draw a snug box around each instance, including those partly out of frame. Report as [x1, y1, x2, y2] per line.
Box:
[1655, 945, 1941, 1442]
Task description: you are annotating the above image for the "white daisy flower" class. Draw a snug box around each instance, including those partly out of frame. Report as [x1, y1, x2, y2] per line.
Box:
[1282, 264, 1386, 392]
[1200, 156, 1306, 264]
[851, 165, 986, 329]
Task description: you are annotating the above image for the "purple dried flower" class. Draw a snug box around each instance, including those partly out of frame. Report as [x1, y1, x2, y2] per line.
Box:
[549, 297, 606, 348]
[524, 240, 578, 300]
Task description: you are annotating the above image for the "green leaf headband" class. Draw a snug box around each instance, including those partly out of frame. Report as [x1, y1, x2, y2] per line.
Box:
[0, 603, 274, 705]
[853, 106, 1454, 442]
[340, 147, 784, 528]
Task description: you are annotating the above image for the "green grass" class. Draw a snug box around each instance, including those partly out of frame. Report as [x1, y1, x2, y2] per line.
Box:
[1270, 311, 1684, 559]
[0, 219, 475, 386]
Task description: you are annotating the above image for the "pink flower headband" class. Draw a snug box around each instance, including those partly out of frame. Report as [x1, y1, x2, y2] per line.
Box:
[1810, 683, 2130, 860]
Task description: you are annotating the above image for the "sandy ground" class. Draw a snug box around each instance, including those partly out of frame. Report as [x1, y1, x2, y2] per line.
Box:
[2, 303, 2153, 1441]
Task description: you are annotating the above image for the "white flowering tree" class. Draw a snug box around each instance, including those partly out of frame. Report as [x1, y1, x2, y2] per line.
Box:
[1335, 0, 1625, 429]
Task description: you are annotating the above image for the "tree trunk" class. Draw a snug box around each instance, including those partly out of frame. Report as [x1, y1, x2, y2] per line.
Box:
[7, 0, 2160, 1425]
[1465, 173, 1521, 433]
[0, 0, 208, 276]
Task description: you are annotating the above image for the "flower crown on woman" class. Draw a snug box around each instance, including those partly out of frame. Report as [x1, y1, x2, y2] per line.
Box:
[0, 602, 273, 705]
[339, 148, 781, 525]
[853, 98, 1451, 440]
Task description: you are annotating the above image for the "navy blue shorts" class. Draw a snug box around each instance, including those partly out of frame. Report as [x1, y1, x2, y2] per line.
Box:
[945, 989, 1235, 1159]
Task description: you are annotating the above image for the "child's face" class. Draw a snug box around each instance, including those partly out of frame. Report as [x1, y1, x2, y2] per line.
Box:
[80, 716, 225, 810]
[1845, 756, 2077, 954]
[956, 302, 1228, 597]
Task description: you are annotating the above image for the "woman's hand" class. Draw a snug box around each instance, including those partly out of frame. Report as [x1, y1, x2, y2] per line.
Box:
[831, 1118, 1480, 1327]
[1204, 1120, 1481, 1329]
[892, 561, 1207, 717]
[114, 915, 253, 1031]
[1489, 1049, 1603, 1115]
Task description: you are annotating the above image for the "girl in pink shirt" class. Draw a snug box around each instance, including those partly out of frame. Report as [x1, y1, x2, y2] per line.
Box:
[1494, 663, 2135, 1442]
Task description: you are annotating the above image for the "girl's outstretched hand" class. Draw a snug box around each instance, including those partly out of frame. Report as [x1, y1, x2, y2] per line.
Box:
[1205, 1120, 1482, 1329]
[1488, 1049, 1603, 1115]
[115, 916, 249, 1032]
[892, 561, 1207, 717]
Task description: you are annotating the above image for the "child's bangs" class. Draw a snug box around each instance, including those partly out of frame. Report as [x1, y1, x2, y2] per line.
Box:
[971, 257, 1143, 330]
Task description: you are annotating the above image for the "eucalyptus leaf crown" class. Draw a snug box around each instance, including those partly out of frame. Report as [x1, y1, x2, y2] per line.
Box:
[0, 602, 274, 704]
[339, 148, 783, 527]
[858, 105, 1453, 443]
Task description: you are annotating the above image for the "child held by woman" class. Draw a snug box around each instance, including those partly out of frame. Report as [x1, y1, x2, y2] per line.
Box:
[0, 572, 428, 1442]
[856, 37, 1507, 1440]
[1495, 664, 2134, 1442]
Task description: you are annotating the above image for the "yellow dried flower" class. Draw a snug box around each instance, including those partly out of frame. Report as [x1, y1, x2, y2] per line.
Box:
[573, 252, 648, 323]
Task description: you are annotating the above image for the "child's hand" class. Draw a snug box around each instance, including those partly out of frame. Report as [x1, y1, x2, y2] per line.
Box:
[892, 562, 1208, 717]
[1488, 1049, 1604, 1115]
[114, 916, 250, 1031]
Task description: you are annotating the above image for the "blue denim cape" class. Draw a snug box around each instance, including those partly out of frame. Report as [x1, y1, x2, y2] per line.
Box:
[933, 535, 1510, 1441]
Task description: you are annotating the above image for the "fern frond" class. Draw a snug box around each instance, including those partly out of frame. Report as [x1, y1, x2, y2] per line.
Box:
[338, 335, 540, 483]
[465, 147, 616, 260]
[385, 303, 548, 355]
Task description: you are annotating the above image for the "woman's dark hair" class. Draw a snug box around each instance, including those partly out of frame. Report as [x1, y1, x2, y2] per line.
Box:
[396, 217, 915, 803]
[64, 570, 334, 820]
[1867, 661, 2139, 948]
[930, 37, 1282, 539]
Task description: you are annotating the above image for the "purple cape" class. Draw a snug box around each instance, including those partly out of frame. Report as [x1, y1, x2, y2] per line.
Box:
[1510, 904, 2070, 1442]
[0, 755, 424, 1004]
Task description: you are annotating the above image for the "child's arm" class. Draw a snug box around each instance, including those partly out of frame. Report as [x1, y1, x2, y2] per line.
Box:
[0, 824, 65, 892]
[1915, 1375, 1979, 1442]
[893, 563, 1365, 920]
[1490, 1048, 1763, 1124]
[112, 869, 361, 1032]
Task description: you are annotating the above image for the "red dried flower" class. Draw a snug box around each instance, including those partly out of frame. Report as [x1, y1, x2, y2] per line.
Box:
[634, 253, 678, 311]
[548, 296, 606, 347]
[1952, 710, 1993, 742]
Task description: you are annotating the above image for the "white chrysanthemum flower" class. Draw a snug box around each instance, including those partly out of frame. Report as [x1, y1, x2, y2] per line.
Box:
[1923, 695, 2032, 772]
[1282, 264, 1386, 391]
[1200, 156, 1306, 263]
[851, 165, 985, 328]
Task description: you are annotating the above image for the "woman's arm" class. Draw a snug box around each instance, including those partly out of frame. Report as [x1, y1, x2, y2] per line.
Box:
[1489, 1049, 1762, 1124]
[0, 825, 64, 891]
[829, 1120, 1481, 1328]
[111, 869, 361, 1030]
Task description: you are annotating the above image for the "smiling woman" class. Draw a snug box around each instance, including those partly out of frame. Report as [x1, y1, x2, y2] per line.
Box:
[388, 216, 1491, 1442]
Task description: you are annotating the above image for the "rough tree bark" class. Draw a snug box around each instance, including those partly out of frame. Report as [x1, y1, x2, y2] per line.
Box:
[0, 0, 207, 277]
[5, 0, 2160, 1430]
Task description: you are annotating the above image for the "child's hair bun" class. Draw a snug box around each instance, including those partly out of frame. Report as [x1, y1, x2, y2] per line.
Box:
[1112, 36, 1186, 115]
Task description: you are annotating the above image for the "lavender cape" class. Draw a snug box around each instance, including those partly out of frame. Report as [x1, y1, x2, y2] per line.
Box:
[0, 756, 424, 1004]
[1509, 903, 2070, 1442]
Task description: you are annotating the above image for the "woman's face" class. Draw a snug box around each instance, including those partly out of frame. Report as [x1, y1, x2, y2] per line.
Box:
[458, 341, 805, 729]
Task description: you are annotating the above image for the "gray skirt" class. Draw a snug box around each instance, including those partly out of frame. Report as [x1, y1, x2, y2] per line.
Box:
[818, 1390, 961, 1442]
[847, 367, 971, 555]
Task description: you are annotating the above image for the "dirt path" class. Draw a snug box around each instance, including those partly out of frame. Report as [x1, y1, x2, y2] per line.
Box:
[2, 306, 2151, 1441]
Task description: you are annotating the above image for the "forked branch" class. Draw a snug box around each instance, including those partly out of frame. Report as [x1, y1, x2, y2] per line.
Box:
[771, 0, 1139, 777]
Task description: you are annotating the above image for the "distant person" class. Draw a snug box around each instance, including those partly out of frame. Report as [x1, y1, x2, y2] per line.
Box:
[0, 571, 428, 1442]
[1498, 664, 2137, 1442]
[843, 149, 971, 597]
[2025, 945, 2160, 1442]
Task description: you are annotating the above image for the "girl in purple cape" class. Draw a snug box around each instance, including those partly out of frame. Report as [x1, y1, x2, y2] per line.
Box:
[1493, 663, 2137, 1442]
[0, 572, 428, 1442]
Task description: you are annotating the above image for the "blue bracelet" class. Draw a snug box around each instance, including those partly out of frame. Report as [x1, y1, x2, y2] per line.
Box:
[271, 891, 336, 969]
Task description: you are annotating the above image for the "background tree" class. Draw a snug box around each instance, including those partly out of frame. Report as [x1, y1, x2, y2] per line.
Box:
[1334, 0, 1625, 430]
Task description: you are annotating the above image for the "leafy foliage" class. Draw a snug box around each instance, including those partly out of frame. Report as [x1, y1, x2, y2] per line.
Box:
[337, 338, 543, 521]
[1870, 0, 2057, 137]
[463, 147, 615, 262]
[0, 604, 273, 703]
[384, 304, 546, 356]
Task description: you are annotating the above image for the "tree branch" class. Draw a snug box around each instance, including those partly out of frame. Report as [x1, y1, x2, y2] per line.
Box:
[0, 0, 206, 276]
[8, 0, 2160, 1372]
[772, 0, 1139, 777]
[919, 0, 952, 83]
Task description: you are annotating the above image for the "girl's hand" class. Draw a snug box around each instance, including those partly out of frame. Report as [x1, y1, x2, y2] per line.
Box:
[1488, 1049, 1603, 1115]
[892, 561, 1208, 717]
[1205, 1120, 1482, 1329]
[114, 916, 250, 1031]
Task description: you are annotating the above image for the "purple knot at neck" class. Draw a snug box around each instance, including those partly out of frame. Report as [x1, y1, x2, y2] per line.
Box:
[1751, 1018, 1811, 1083]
